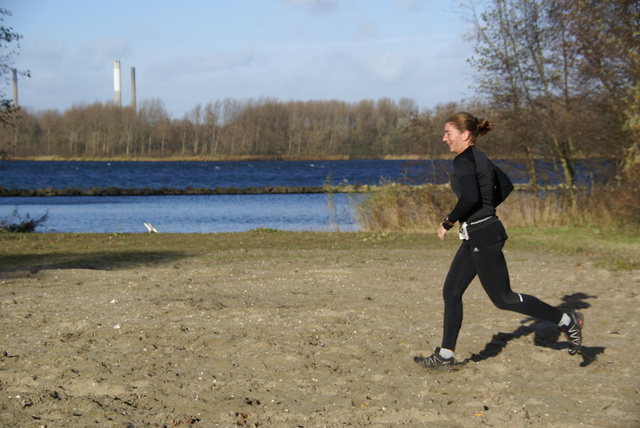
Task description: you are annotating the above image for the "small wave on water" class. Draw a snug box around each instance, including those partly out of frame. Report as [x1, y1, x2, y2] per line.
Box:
[0, 193, 359, 233]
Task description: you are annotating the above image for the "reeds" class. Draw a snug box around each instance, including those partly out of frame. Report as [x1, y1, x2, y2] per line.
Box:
[353, 184, 455, 232]
[353, 184, 639, 232]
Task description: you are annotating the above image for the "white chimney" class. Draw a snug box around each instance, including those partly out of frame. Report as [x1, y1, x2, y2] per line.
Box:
[113, 60, 121, 107]
[131, 66, 136, 113]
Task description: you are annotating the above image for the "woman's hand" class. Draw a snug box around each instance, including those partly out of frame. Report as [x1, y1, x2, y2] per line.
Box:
[438, 223, 448, 242]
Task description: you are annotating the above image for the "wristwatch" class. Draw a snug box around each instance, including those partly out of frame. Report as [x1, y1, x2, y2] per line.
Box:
[442, 215, 455, 230]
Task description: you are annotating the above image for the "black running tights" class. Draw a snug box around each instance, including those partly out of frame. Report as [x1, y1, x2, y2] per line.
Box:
[441, 240, 563, 351]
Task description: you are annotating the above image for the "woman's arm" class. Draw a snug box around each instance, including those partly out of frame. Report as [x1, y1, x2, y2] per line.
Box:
[447, 172, 481, 222]
[438, 155, 481, 241]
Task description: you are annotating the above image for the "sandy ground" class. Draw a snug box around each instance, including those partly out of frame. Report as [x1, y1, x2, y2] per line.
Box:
[1, 240, 639, 427]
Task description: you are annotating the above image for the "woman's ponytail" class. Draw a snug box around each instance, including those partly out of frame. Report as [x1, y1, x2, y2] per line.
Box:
[446, 112, 492, 141]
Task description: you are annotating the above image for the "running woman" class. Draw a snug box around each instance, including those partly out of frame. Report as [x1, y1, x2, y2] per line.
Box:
[414, 112, 584, 368]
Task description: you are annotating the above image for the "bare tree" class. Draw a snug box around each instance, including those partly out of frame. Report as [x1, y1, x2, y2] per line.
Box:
[37, 109, 63, 156]
[467, 0, 637, 190]
[203, 101, 222, 155]
[138, 98, 171, 156]
[469, 0, 583, 191]
[0, 9, 29, 157]
[559, 0, 640, 183]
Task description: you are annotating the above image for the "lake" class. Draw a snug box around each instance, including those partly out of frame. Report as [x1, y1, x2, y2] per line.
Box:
[0, 159, 612, 233]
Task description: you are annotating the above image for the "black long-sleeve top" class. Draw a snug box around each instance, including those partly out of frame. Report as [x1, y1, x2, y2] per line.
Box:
[448, 145, 496, 224]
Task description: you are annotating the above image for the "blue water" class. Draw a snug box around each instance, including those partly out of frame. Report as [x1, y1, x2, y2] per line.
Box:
[0, 159, 614, 233]
[0, 159, 452, 190]
[0, 193, 358, 233]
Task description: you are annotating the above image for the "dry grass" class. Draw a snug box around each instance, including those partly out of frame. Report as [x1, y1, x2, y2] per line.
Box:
[353, 184, 456, 232]
[0, 227, 637, 273]
[354, 184, 639, 231]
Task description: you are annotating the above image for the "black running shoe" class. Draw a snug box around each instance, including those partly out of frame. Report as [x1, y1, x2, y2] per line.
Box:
[561, 312, 584, 355]
[414, 347, 456, 368]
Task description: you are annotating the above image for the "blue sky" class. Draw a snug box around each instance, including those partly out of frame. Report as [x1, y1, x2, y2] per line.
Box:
[4, 0, 477, 118]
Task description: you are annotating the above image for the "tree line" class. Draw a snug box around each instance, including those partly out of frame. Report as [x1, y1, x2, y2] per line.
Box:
[1, 97, 435, 160]
[0, 93, 627, 162]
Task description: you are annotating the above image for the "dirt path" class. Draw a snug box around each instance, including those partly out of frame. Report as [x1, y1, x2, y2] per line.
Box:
[1, 243, 638, 427]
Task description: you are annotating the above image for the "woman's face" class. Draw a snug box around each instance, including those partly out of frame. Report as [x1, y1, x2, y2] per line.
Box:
[443, 122, 471, 154]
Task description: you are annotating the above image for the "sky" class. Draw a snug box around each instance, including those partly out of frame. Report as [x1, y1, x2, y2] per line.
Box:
[3, 0, 478, 119]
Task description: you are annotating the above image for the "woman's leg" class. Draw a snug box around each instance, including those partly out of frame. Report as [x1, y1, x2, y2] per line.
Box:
[441, 244, 478, 351]
[473, 241, 563, 324]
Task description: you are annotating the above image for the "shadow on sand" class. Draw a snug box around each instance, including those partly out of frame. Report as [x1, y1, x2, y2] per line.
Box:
[462, 292, 604, 368]
[0, 250, 190, 277]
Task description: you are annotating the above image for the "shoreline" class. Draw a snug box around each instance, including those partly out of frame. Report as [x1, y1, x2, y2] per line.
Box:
[0, 183, 582, 198]
[4, 154, 616, 162]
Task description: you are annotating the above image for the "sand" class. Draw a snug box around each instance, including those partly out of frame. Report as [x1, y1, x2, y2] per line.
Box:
[1, 239, 639, 427]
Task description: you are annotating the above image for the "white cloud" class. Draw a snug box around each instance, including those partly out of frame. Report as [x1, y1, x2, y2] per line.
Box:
[366, 51, 412, 82]
[353, 20, 378, 41]
[395, 0, 433, 12]
[79, 38, 132, 69]
[20, 39, 66, 69]
[153, 49, 256, 76]
[281, 0, 339, 13]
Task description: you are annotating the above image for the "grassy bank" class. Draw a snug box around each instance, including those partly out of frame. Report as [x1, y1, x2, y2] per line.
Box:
[1, 228, 637, 273]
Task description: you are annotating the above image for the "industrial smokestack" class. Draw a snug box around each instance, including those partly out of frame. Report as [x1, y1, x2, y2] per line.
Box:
[113, 60, 121, 107]
[11, 68, 18, 107]
[131, 67, 136, 113]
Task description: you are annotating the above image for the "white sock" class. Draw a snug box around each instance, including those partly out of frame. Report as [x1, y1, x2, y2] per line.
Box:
[439, 348, 454, 359]
[558, 313, 571, 327]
